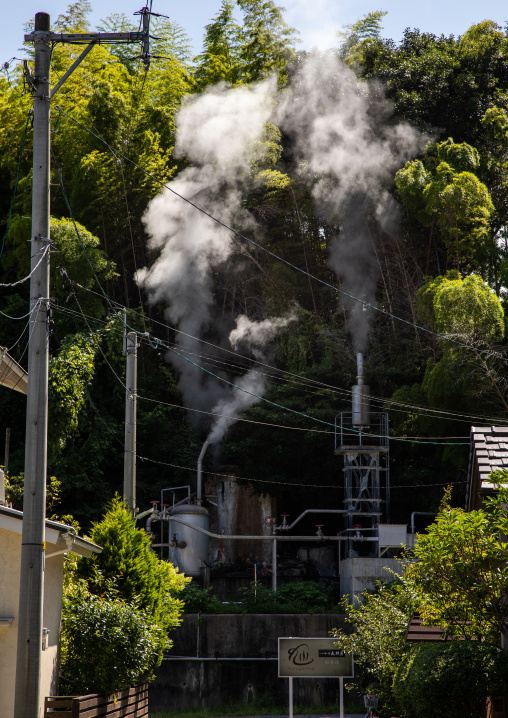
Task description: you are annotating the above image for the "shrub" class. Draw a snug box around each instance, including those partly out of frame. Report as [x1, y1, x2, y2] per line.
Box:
[392, 641, 508, 718]
[60, 581, 165, 696]
[182, 581, 337, 614]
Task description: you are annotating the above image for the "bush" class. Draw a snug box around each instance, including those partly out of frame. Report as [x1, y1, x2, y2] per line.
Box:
[62, 496, 189, 695]
[60, 581, 165, 696]
[182, 581, 337, 614]
[392, 641, 508, 718]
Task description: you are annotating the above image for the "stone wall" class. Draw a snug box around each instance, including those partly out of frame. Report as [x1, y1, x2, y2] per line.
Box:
[150, 613, 349, 713]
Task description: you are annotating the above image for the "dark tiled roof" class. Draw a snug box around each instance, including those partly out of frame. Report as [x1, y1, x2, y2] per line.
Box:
[467, 426, 508, 509]
[470, 426, 508, 488]
[406, 614, 473, 642]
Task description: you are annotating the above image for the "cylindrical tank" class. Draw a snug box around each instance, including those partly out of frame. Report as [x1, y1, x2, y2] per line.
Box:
[167, 504, 209, 579]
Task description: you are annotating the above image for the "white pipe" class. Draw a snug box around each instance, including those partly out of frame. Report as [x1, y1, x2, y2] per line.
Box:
[164, 517, 378, 542]
[411, 511, 436, 534]
[197, 440, 209, 505]
[163, 656, 278, 661]
[284, 508, 377, 531]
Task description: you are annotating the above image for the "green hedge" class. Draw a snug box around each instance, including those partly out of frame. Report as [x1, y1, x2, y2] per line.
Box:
[392, 641, 508, 718]
[182, 581, 340, 614]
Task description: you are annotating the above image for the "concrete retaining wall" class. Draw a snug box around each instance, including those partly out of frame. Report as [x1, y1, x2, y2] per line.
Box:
[150, 613, 348, 713]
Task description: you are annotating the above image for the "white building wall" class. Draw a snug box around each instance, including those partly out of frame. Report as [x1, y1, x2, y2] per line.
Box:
[0, 527, 65, 718]
[339, 557, 403, 604]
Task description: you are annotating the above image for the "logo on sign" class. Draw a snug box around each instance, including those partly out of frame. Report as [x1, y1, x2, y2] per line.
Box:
[288, 643, 314, 666]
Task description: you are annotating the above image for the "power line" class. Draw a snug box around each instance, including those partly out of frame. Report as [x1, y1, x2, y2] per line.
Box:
[66, 284, 507, 428]
[50, 298, 472, 444]
[49, 286, 504, 435]
[137, 454, 467, 491]
[0, 244, 51, 287]
[54, 104, 508, 364]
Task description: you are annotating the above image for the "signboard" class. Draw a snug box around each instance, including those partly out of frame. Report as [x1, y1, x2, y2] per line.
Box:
[278, 638, 354, 678]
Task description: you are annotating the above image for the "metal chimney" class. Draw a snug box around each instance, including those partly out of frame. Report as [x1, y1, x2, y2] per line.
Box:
[352, 352, 370, 427]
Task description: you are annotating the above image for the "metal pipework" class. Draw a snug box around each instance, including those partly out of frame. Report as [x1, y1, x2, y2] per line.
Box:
[163, 517, 377, 593]
[410, 511, 437, 534]
[279, 508, 379, 532]
[167, 516, 378, 543]
[197, 441, 209, 505]
[352, 352, 370, 427]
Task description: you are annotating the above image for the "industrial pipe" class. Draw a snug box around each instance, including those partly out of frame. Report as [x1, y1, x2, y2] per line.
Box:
[197, 441, 209, 505]
[165, 516, 378, 543]
[283, 508, 379, 532]
[410, 511, 437, 534]
[356, 352, 364, 384]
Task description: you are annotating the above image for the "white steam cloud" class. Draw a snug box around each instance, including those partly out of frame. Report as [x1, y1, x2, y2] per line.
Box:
[277, 54, 423, 351]
[137, 52, 424, 442]
[206, 313, 296, 444]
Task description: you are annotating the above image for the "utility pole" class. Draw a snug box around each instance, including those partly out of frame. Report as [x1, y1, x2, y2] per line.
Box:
[17, 12, 150, 717]
[14, 13, 51, 718]
[124, 332, 138, 515]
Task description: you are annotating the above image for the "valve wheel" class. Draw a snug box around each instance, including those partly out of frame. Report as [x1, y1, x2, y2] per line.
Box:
[264, 516, 275, 526]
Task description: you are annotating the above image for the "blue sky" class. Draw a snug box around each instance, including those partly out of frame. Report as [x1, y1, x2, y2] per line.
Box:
[2, 0, 508, 66]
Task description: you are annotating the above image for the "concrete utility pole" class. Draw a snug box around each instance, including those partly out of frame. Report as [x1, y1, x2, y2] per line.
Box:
[124, 332, 138, 515]
[17, 12, 150, 717]
[14, 12, 51, 718]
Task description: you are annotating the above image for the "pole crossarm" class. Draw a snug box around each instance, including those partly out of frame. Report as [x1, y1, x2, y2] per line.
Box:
[24, 31, 146, 44]
[50, 41, 97, 97]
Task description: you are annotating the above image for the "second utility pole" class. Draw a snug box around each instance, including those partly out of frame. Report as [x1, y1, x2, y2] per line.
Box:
[124, 331, 138, 515]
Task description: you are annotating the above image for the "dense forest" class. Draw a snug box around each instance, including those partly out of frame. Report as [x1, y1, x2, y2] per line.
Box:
[1, 0, 508, 529]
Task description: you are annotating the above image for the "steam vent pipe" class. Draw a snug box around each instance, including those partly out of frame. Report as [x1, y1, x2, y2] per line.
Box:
[197, 440, 209, 505]
[352, 352, 370, 427]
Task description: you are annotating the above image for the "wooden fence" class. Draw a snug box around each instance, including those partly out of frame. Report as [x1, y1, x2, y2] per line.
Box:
[44, 683, 148, 718]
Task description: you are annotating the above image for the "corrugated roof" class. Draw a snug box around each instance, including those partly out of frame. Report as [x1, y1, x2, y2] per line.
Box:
[0, 348, 27, 395]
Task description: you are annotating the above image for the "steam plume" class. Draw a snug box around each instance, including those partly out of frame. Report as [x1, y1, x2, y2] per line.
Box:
[277, 54, 424, 351]
[137, 52, 424, 442]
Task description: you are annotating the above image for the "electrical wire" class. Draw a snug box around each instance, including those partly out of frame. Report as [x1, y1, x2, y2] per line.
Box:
[50, 291, 503, 435]
[50, 298, 472, 444]
[47, 298, 493, 438]
[53, 104, 508, 364]
[136, 454, 467, 491]
[66, 283, 507, 428]
[0, 244, 51, 288]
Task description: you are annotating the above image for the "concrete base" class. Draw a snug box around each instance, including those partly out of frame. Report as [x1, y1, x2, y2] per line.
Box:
[150, 614, 349, 713]
[339, 557, 403, 603]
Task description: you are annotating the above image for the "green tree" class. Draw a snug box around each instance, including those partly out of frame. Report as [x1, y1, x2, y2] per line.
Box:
[403, 477, 508, 642]
[393, 642, 508, 718]
[194, 1, 242, 88]
[338, 10, 388, 69]
[331, 581, 414, 707]
[237, 0, 299, 84]
[395, 140, 495, 272]
[77, 496, 189, 631]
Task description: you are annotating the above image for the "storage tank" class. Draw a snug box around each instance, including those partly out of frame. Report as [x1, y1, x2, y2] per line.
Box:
[167, 504, 209, 579]
[352, 352, 370, 427]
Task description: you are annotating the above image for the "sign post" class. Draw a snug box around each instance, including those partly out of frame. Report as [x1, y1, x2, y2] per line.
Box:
[278, 638, 354, 718]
